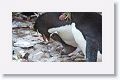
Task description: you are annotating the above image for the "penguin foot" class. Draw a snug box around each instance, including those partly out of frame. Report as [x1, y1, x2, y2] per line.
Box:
[68, 52, 79, 56]
[68, 47, 81, 56]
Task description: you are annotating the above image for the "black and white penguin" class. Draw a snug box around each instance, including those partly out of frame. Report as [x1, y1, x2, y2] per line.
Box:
[48, 23, 86, 58]
[33, 12, 102, 62]
[48, 22, 101, 62]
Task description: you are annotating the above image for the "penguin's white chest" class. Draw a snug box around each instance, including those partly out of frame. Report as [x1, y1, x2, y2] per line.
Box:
[71, 23, 86, 54]
[48, 24, 77, 47]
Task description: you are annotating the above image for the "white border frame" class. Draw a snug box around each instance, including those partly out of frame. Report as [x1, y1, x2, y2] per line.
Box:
[0, 0, 114, 74]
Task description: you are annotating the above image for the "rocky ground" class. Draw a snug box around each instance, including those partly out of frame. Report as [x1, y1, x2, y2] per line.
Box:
[12, 22, 85, 62]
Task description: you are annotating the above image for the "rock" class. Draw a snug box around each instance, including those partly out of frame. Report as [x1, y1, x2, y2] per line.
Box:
[12, 59, 23, 62]
[61, 55, 69, 58]
[46, 57, 60, 62]
[28, 51, 45, 62]
[32, 32, 42, 37]
[12, 20, 33, 28]
[70, 55, 77, 60]
[12, 54, 19, 60]
[61, 57, 72, 62]
[40, 58, 49, 62]
[12, 21, 20, 28]
[33, 44, 43, 51]
[14, 40, 34, 48]
[12, 49, 26, 60]
[25, 48, 35, 53]
[18, 50, 26, 57]
[28, 49, 50, 62]
[75, 58, 86, 62]
[13, 47, 22, 53]
[74, 58, 83, 62]
[23, 30, 30, 34]
[23, 53, 30, 60]
[43, 53, 50, 58]
[23, 35, 42, 44]
[13, 59, 28, 62]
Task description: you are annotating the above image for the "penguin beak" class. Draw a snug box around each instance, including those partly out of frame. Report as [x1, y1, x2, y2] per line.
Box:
[42, 34, 48, 42]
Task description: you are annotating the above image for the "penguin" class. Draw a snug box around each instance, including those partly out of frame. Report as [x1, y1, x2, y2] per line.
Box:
[48, 23, 85, 58]
[34, 12, 102, 62]
[48, 22, 101, 61]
